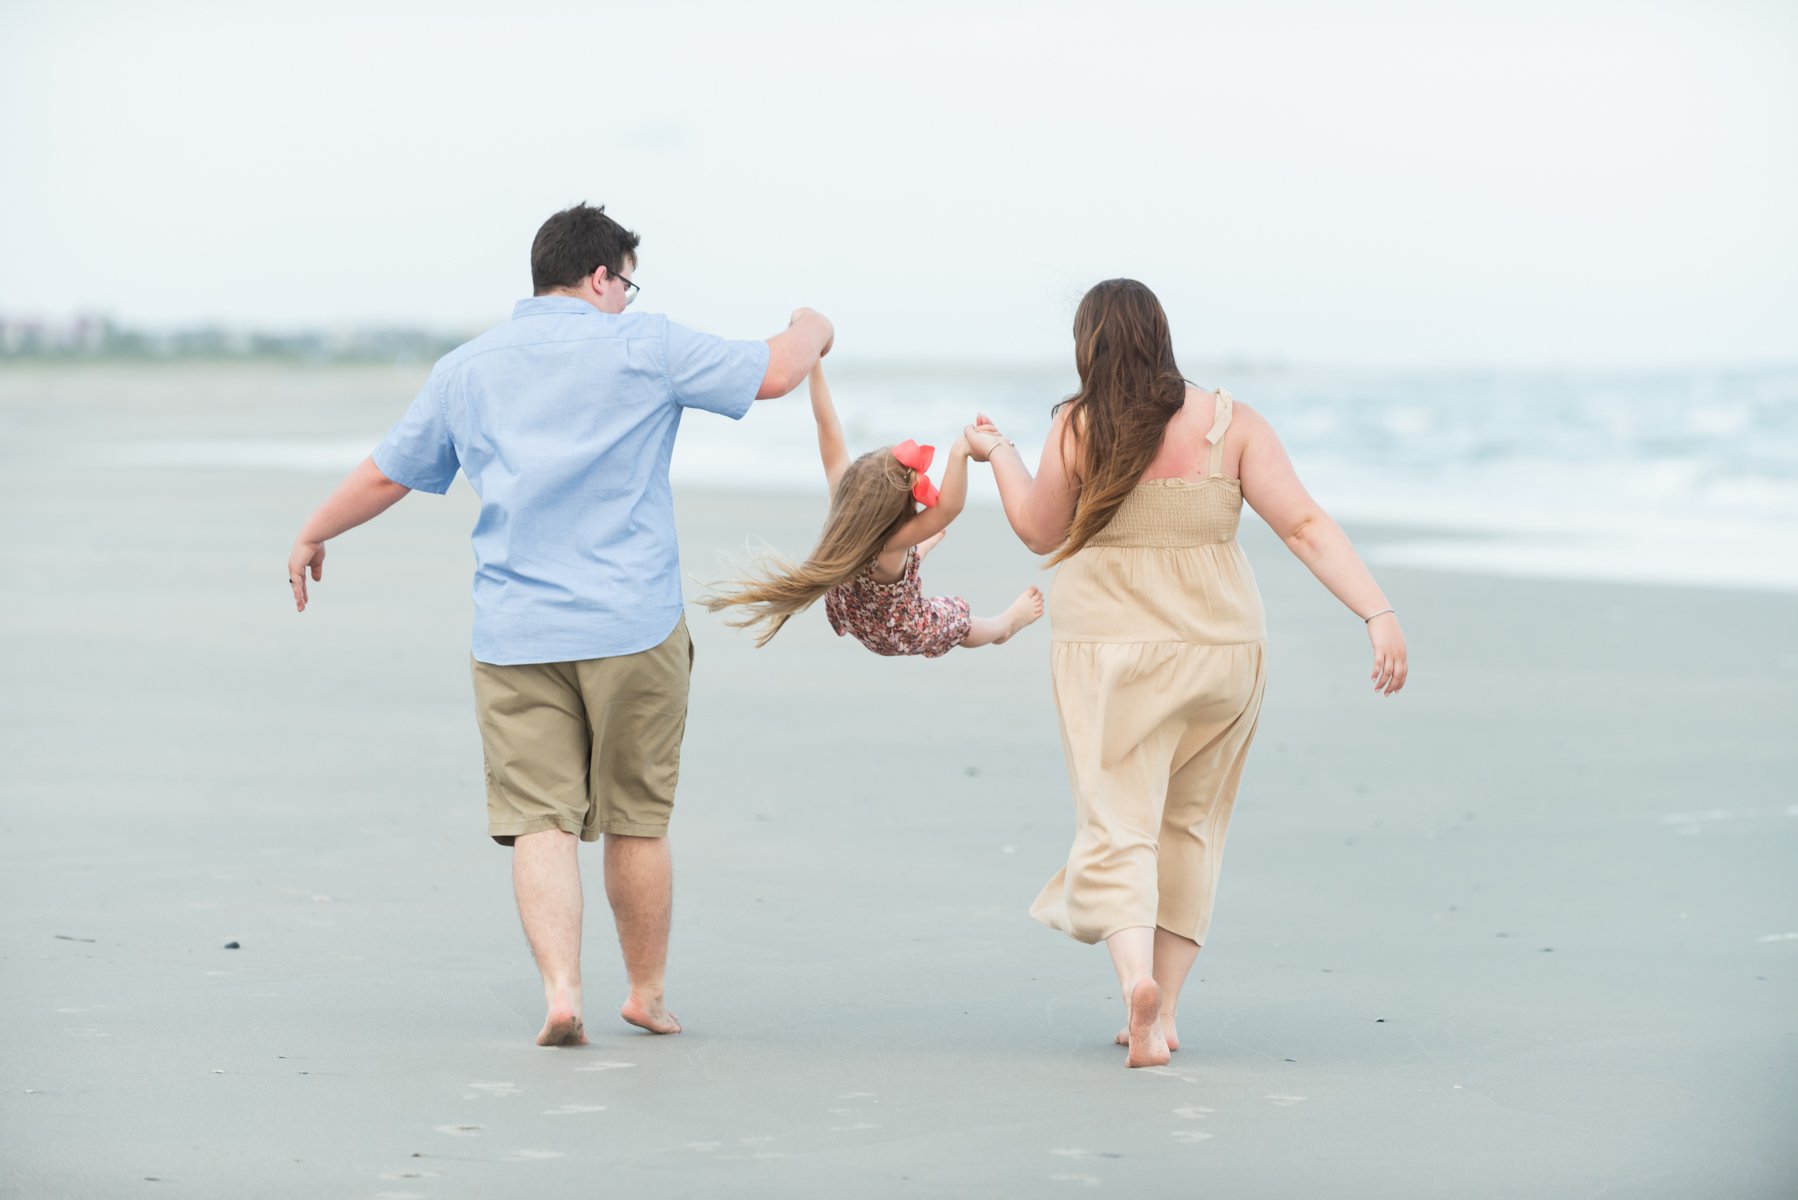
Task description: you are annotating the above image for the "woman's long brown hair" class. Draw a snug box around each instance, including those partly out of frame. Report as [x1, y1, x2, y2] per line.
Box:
[1047, 279, 1190, 565]
[703, 449, 920, 646]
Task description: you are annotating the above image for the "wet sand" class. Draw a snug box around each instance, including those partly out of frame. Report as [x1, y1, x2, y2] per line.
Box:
[2, 366, 1795, 1198]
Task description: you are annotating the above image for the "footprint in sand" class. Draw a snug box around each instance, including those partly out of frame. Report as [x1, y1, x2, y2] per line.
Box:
[433, 1124, 483, 1137]
[378, 1170, 441, 1181]
[1265, 1094, 1308, 1107]
[466, 1082, 520, 1098]
[542, 1104, 606, 1116]
[1049, 1174, 1102, 1187]
[1172, 1105, 1215, 1119]
[1170, 1130, 1215, 1143]
[501, 1149, 564, 1162]
[574, 1060, 637, 1073]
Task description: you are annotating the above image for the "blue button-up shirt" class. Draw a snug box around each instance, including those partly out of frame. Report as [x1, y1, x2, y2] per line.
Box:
[371, 296, 770, 665]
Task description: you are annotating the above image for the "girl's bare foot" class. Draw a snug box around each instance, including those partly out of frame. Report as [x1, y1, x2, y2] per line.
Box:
[991, 586, 1044, 645]
[620, 993, 682, 1035]
[1116, 1015, 1179, 1052]
[537, 989, 588, 1047]
[1124, 978, 1171, 1068]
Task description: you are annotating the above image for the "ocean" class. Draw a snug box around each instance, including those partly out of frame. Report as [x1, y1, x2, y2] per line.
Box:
[14, 358, 1798, 594]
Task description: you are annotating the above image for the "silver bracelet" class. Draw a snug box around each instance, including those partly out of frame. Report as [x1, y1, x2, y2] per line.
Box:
[1362, 607, 1395, 623]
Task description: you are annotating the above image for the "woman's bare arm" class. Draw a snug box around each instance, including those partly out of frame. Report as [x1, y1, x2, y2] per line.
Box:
[1235, 402, 1408, 695]
[968, 408, 1080, 556]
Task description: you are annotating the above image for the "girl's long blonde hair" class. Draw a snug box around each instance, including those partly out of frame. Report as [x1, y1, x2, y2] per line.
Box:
[704, 449, 920, 646]
[1047, 278, 1190, 565]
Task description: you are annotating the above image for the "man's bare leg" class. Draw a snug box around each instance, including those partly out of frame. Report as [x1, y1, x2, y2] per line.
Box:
[1104, 925, 1170, 1068]
[513, 829, 587, 1046]
[604, 833, 681, 1035]
[1116, 927, 1201, 1051]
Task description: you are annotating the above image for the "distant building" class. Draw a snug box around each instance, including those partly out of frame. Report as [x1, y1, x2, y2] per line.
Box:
[0, 312, 468, 363]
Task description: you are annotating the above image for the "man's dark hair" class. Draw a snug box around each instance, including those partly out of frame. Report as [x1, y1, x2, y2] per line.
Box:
[531, 203, 640, 295]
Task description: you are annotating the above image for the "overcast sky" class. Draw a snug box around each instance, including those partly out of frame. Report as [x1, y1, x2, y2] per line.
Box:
[2, 0, 1794, 368]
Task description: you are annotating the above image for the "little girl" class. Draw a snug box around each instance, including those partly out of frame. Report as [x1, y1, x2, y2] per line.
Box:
[706, 362, 1042, 654]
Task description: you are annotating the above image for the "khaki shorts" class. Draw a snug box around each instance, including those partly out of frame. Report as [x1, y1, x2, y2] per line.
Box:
[471, 617, 694, 845]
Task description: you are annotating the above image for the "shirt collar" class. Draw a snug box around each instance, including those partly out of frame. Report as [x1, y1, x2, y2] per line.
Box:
[512, 295, 605, 319]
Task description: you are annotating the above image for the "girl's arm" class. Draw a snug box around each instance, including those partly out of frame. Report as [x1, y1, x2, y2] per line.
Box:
[967, 408, 1079, 555]
[809, 362, 850, 493]
[885, 436, 972, 550]
[1235, 401, 1408, 695]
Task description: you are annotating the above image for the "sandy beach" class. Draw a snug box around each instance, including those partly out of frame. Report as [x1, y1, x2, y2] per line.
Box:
[2, 365, 1795, 1198]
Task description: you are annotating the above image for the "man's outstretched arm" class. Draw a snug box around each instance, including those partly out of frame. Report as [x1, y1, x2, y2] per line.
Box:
[757, 307, 835, 399]
[287, 456, 411, 612]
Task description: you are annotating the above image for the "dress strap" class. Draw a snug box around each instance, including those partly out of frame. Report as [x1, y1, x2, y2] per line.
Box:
[1205, 388, 1235, 476]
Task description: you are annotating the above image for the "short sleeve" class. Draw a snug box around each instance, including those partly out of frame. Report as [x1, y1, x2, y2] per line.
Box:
[664, 319, 770, 420]
[371, 376, 459, 494]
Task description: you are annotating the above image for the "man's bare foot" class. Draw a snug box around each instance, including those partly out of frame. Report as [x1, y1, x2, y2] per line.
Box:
[537, 1000, 588, 1048]
[1124, 978, 1171, 1068]
[1116, 1016, 1179, 1052]
[916, 529, 947, 560]
[991, 586, 1044, 645]
[620, 993, 682, 1035]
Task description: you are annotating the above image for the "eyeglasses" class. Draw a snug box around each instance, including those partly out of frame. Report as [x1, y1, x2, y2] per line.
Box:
[613, 271, 640, 306]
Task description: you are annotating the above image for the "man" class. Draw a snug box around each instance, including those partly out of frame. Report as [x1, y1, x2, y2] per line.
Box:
[286, 202, 832, 1045]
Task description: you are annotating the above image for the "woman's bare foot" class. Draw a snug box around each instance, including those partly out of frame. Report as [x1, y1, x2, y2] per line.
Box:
[1116, 1015, 1179, 1052]
[537, 990, 588, 1047]
[991, 586, 1044, 645]
[620, 993, 682, 1035]
[1124, 978, 1171, 1068]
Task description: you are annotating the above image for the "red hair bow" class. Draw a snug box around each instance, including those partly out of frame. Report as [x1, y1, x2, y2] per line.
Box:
[892, 440, 939, 507]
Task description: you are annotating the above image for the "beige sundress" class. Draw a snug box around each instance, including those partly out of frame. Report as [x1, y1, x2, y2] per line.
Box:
[1030, 388, 1268, 945]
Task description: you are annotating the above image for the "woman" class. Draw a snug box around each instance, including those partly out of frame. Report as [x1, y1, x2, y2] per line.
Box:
[966, 279, 1408, 1068]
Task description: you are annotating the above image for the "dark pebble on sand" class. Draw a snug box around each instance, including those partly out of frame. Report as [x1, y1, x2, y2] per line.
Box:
[1285, 1058, 1297, 1063]
[1375, 1018, 1386, 1023]
[1539, 947, 1554, 953]
[224, 941, 240, 950]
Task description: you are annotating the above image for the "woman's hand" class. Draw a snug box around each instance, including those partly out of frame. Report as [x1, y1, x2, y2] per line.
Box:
[1367, 612, 1408, 696]
[963, 416, 1005, 462]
